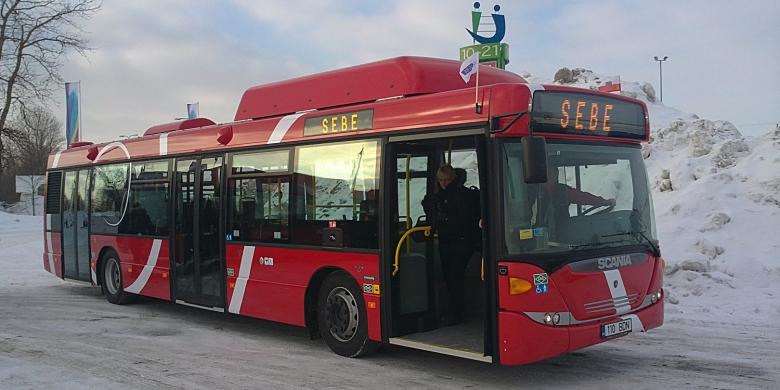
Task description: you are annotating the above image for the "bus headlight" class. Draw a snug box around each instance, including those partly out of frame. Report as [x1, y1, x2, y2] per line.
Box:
[543, 312, 561, 325]
[650, 290, 662, 303]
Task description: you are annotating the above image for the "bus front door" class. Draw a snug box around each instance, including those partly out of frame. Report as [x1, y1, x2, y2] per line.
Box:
[385, 135, 492, 362]
[173, 156, 225, 309]
[388, 144, 438, 335]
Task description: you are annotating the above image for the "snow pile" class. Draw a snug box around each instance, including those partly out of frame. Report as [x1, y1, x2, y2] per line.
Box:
[645, 120, 780, 321]
[1, 195, 44, 216]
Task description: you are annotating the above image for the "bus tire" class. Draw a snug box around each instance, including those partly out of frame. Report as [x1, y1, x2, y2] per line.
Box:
[317, 271, 378, 358]
[100, 252, 133, 305]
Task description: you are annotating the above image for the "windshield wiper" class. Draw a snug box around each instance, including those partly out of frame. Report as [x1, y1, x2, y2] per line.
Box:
[569, 241, 616, 250]
[600, 231, 661, 257]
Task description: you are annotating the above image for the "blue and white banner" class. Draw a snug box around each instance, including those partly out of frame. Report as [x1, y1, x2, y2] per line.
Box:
[65, 82, 81, 146]
[187, 102, 199, 119]
[459, 52, 479, 83]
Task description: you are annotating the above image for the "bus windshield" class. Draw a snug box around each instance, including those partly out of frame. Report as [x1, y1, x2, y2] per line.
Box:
[502, 142, 656, 256]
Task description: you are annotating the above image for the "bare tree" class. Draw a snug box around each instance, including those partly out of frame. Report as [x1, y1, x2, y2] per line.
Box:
[0, 0, 100, 177]
[0, 105, 61, 201]
[12, 105, 63, 173]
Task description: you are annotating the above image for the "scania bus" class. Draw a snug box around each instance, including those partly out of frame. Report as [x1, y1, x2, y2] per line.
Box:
[42, 57, 663, 365]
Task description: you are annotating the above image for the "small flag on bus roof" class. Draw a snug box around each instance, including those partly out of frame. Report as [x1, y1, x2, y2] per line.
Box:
[459, 52, 480, 83]
[187, 102, 199, 119]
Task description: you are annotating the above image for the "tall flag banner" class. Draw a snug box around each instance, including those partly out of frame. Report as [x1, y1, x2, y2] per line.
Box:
[187, 102, 199, 119]
[597, 76, 622, 93]
[65, 82, 81, 146]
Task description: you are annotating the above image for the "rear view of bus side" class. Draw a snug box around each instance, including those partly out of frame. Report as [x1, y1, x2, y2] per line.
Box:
[42, 57, 663, 365]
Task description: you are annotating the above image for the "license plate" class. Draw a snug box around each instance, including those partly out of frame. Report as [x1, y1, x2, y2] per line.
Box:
[601, 318, 632, 338]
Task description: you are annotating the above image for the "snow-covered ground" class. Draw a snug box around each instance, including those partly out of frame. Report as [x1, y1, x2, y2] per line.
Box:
[1, 71, 779, 388]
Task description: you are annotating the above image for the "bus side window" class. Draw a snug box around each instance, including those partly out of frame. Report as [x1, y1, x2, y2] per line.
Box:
[228, 177, 290, 243]
[291, 140, 380, 249]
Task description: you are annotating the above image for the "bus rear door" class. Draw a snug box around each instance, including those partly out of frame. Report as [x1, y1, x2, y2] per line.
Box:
[173, 155, 225, 309]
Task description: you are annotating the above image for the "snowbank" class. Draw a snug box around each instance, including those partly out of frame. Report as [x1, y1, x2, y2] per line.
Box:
[0, 195, 44, 216]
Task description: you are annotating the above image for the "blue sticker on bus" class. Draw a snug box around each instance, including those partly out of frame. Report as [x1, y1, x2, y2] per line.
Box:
[535, 284, 548, 294]
[533, 227, 545, 237]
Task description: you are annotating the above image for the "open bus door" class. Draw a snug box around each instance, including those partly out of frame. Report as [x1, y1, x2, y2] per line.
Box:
[387, 143, 438, 335]
[385, 134, 492, 362]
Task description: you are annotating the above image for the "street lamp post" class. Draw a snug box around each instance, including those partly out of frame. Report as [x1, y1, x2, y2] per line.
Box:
[653, 55, 668, 102]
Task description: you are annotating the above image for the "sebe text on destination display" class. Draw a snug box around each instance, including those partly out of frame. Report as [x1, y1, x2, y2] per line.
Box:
[303, 109, 373, 137]
[530, 91, 646, 139]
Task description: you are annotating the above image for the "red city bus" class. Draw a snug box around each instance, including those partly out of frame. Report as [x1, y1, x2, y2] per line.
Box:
[42, 57, 663, 365]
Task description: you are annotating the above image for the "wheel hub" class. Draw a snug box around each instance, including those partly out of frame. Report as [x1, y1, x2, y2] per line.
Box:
[105, 259, 120, 295]
[325, 287, 359, 342]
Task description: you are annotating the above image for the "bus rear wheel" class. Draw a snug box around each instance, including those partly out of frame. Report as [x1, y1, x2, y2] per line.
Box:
[317, 271, 378, 357]
[101, 253, 133, 305]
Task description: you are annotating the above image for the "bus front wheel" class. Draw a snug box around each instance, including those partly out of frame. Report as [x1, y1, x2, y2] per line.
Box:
[317, 271, 378, 357]
[101, 252, 133, 305]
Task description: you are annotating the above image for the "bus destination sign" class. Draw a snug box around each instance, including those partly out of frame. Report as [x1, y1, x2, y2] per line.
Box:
[303, 109, 373, 137]
[530, 91, 646, 139]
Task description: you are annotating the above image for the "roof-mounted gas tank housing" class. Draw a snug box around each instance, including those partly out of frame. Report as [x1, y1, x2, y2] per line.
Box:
[234, 56, 526, 121]
[143, 118, 216, 136]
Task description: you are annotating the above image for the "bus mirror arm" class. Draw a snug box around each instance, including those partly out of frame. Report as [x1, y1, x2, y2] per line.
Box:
[489, 111, 527, 133]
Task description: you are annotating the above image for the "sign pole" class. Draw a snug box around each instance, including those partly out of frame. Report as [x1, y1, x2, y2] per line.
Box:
[30, 175, 35, 216]
[475, 52, 481, 114]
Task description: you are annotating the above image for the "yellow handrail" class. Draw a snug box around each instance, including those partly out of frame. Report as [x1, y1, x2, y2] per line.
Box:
[393, 226, 431, 276]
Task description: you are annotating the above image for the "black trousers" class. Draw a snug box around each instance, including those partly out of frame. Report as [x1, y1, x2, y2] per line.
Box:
[439, 238, 475, 319]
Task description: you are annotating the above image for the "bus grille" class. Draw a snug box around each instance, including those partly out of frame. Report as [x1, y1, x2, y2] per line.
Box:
[583, 293, 640, 314]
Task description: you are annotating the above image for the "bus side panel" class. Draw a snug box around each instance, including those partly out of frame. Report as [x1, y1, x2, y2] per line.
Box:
[43, 231, 63, 278]
[225, 244, 381, 341]
[91, 235, 171, 300]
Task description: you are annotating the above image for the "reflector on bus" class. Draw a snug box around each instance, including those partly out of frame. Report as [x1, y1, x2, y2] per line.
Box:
[530, 91, 647, 140]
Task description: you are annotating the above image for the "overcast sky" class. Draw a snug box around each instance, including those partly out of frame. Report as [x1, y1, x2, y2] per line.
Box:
[58, 0, 779, 142]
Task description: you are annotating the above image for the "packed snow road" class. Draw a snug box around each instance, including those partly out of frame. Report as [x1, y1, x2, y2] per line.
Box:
[1, 217, 777, 389]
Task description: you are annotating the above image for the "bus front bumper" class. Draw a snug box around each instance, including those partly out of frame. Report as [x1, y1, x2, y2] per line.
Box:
[498, 299, 664, 365]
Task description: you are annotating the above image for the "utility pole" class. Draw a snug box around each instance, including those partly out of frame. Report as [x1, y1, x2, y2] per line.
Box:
[653, 56, 669, 102]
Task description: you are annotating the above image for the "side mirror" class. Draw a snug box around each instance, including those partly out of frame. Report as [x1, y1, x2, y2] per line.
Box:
[522, 136, 548, 183]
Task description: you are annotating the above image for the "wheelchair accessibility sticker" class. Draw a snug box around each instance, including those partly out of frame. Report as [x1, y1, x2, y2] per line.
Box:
[533, 273, 549, 294]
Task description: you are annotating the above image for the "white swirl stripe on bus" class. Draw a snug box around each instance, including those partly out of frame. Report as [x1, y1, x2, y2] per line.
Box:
[603, 269, 631, 315]
[46, 232, 55, 274]
[159, 133, 168, 156]
[267, 113, 306, 144]
[125, 239, 161, 294]
[228, 246, 255, 314]
[51, 151, 62, 169]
